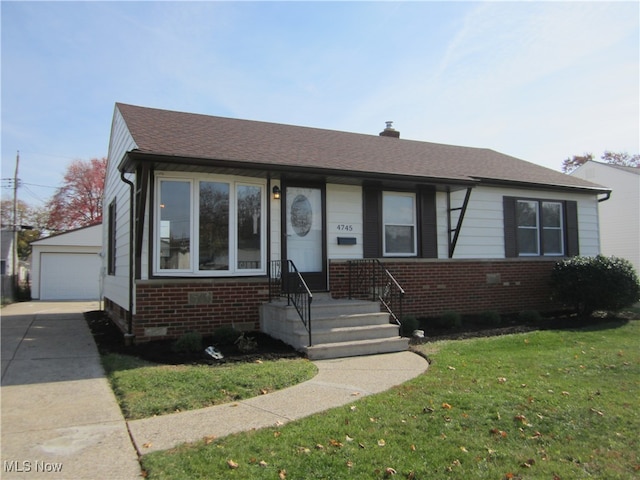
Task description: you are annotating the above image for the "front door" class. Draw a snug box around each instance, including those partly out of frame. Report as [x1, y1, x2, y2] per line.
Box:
[284, 185, 326, 290]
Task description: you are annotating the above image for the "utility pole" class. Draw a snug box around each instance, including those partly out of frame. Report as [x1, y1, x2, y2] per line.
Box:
[13, 150, 20, 295]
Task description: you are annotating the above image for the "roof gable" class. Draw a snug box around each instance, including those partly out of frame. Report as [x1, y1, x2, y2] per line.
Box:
[115, 103, 607, 193]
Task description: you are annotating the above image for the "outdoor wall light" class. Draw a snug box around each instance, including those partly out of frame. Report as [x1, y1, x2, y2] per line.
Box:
[272, 185, 281, 199]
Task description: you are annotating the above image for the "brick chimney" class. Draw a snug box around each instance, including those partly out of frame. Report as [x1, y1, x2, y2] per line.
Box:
[379, 121, 400, 138]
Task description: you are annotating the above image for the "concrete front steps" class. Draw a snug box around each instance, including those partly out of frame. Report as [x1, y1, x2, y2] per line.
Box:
[259, 294, 409, 360]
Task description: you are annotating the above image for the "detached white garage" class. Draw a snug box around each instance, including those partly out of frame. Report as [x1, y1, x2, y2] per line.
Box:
[31, 224, 102, 300]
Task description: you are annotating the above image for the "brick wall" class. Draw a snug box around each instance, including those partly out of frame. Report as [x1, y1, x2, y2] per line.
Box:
[106, 277, 270, 343]
[329, 258, 561, 318]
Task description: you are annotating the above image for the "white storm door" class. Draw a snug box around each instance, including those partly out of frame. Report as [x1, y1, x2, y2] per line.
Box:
[285, 186, 323, 273]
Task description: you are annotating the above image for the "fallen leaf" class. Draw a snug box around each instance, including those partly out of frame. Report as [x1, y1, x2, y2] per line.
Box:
[561, 391, 570, 396]
[227, 459, 239, 469]
[260, 389, 268, 395]
[346, 460, 353, 468]
[590, 408, 604, 416]
[498, 377, 507, 384]
[351, 392, 361, 396]
[442, 402, 453, 409]
[359, 442, 366, 449]
[384, 467, 397, 476]
[255, 359, 263, 364]
[369, 417, 378, 423]
[514, 415, 527, 423]
[329, 439, 344, 448]
[350, 405, 357, 411]
[423, 407, 434, 413]
[275, 420, 284, 426]
[274, 431, 282, 438]
[378, 439, 386, 447]
[315, 444, 324, 450]
[259, 460, 268, 467]
[410, 444, 416, 451]
[278, 469, 287, 479]
[448, 366, 456, 370]
[460, 446, 468, 452]
[142, 442, 152, 449]
[345, 435, 354, 442]
[204, 435, 215, 444]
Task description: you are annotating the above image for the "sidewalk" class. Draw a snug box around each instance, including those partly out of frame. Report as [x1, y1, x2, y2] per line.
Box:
[1, 301, 429, 477]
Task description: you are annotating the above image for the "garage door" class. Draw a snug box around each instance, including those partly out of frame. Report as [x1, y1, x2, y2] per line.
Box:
[40, 253, 101, 300]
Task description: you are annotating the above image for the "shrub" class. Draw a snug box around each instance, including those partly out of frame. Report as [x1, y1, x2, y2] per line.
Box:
[478, 310, 502, 326]
[519, 310, 542, 324]
[400, 316, 419, 337]
[172, 331, 203, 354]
[212, 326, 242, 346]
[550, 255, 640, 317]
[439, 311, 462, 329]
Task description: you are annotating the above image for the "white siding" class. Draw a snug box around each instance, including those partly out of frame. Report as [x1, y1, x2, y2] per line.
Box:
[326, 184, 363, 259]
[436, 186, 601, 259]
[270, 180, 282, 262]
[572, 162, 640, 272]
[102, 106, 137, 311]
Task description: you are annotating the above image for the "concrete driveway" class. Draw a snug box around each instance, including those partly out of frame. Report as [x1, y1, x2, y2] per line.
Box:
[1, 301, 142, 479]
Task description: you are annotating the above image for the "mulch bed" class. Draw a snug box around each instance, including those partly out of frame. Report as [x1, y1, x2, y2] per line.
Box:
[85, 309, 630, 366]
[84, 311, 303, 366]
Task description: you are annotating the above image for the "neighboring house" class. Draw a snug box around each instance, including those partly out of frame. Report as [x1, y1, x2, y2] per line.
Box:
[31, 224, 102, 300]
[570, 160, 640, 274]
[103, 103, 609, 356]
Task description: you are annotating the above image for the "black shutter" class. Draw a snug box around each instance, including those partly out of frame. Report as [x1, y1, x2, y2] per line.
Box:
[363, 187, 381, 258]
[565, 200, 579, 256]
[503, 196, 517, 258]
[419, 187, 438, 258]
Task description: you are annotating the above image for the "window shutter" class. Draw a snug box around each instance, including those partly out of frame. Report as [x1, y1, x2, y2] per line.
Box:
[419, 187, 438, 258]
[565, 200, 579, 256]
[363, 187, 381, 258]
[503, 196, 517, 258]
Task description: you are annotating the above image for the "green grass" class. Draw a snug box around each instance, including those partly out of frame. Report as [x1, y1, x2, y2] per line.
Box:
[102, 354, 317, 420]
[141, 318, 640, 479]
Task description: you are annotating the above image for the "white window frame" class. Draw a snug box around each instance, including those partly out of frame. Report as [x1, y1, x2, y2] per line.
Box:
[516, 199, 565, 257]
[153, 173, 267, 276]
[382, 191, 417, 257]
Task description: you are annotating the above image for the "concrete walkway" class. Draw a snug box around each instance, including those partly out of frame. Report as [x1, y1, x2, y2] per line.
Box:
[1, 301, 429, 478]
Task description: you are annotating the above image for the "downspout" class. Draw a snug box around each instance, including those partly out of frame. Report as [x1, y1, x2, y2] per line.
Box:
[120, 169, 135, 342]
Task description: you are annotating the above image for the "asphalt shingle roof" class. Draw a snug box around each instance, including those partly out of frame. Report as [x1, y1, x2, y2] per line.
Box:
[115, 103, 608, 192]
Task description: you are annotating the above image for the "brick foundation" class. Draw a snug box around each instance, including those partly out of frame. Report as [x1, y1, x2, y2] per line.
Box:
[329, 258, 561, 318]
[105, 277, 269, 343]
[105, 259, 562, 343]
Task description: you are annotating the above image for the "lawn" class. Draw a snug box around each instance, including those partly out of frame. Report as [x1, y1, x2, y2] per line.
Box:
[102, 354, 318, 420]
[141, 317, 639, 479]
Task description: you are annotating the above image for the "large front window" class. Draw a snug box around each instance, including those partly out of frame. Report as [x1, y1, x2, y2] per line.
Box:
[383, 192, 417, 256]
[156, 175, 265, 275]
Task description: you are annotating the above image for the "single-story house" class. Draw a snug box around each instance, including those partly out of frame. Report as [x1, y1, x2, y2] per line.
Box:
[102, 103, 609, 358]
[31, 224, 103, 300]
[570, 161, 640, 274]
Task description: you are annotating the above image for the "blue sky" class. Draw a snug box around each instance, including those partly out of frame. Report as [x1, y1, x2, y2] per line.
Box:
[2, 1, 638, 207]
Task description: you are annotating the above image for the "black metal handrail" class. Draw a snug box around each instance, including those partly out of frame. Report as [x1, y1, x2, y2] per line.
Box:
[268, 260, 313, 346]
[347, 259, 405, 326]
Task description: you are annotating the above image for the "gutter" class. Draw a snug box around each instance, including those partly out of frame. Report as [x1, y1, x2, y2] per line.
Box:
[598, 191, 612, 203]
[119, 169, 135, 342]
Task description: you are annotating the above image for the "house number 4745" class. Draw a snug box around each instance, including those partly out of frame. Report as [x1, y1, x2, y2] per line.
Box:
[336, 225, 353, 231]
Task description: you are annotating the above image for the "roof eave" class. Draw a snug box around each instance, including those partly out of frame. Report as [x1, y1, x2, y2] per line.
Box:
[120, 150, 479, 189]
[474, 177, 611, 195]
